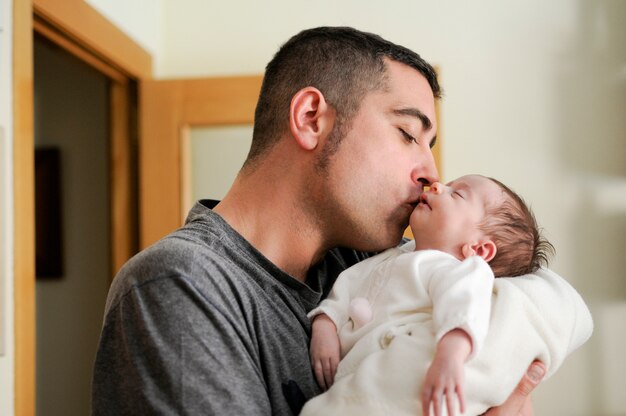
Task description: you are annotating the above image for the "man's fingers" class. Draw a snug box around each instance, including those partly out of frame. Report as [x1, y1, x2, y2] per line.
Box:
[483, 360, 546, 415]
[512, 361, 545, 416]
[521, 396, 534, 416]
[518, 361, 546, 396]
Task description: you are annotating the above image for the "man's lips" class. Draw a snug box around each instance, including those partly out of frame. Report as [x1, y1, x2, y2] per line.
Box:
[404, 202, 418, 213]
[416, 194, 431, 210]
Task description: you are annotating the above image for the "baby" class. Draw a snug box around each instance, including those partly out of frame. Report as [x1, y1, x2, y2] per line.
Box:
[302, 175, 592, 416]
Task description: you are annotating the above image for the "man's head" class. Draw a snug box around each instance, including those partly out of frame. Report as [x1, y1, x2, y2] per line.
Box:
[232, 27, 440, 253]
[410, 174, 554, 277]
[244, 26, 441, 169]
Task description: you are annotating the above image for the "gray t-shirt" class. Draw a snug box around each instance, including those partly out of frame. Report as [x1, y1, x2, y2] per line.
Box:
[91, 200, 372, 415]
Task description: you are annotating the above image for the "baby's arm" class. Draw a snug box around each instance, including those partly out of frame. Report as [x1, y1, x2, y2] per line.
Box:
[310, 314, 341, 390]
[421, 328, 472, 416]
[419, 253, 494, 415]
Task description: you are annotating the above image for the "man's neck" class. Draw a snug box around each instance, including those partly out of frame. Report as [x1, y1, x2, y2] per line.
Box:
[213, 162, 328, 282]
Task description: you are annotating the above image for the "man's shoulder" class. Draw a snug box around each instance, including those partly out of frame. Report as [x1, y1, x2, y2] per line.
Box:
[121, 229, 216, 275]
[106, 227, 237, 310]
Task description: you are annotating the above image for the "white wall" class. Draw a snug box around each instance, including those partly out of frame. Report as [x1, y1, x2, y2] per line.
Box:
[39, 0, 626, 414]
[0, 0, 15, 414]
[84, 0, 163, 61]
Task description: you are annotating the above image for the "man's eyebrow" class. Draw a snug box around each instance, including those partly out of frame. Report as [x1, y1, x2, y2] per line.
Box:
[392, 108, 433, 131]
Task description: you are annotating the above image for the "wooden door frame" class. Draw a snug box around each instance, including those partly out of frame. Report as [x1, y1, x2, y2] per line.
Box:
[13, 0, 152, 414]
[139, 76, 263, 248]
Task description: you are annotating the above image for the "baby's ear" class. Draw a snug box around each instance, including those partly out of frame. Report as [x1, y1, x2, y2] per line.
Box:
[462, 240, 497, 262]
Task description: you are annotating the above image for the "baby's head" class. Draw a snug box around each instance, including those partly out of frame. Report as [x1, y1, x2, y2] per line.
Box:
[410, 174, 554, 277]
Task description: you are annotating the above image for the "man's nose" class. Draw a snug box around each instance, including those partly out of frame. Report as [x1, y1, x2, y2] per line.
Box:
[413, 148, 439, 188]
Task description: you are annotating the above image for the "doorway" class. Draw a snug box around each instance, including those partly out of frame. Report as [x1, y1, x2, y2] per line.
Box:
[13, 1, 149, 413]
[33, 34, 112, 415]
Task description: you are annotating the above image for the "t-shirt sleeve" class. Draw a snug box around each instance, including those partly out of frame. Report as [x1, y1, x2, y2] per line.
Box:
[91, 274, 271, 415]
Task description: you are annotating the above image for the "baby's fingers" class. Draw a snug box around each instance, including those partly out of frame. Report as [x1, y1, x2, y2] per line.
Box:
[323, 358, 335, 389]
[456, 384, 466, 414]
[313, 360, 327, 391]
[443, 384, 465, 416]
[432, 389, 444, 416]
[445, 389, 456, 416]
[421, 386, 432, 416]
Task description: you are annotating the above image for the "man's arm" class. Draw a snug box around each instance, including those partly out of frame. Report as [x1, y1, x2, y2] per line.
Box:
[92, 274, 270, 415]
[482, 361, 546, 416]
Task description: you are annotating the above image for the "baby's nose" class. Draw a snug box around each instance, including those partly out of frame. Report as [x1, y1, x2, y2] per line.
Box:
[430, 182, 444, 194]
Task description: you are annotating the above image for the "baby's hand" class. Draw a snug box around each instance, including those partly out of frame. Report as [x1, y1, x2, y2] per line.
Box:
[310, 314, 341, 391]
[421, 329, 472, 416]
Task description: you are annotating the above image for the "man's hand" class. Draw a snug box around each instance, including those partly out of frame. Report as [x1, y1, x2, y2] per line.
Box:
[421, 329, 472, 416]
[482, 361, 546, 416]
[310, 314, 341, 391]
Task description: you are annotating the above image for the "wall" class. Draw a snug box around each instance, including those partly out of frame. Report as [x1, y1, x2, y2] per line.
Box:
[33, 36, 111, 416]
[0, 0, 15, 414]
[46, 0, 626, 414]
[84, 0, 162, 62]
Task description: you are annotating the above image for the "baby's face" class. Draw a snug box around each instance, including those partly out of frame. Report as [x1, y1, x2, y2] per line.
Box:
[409, 174, 505, 258]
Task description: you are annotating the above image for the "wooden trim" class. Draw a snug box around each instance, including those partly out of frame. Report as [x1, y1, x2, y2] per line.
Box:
[179, 125, 192, 224]
[110, 82, 135, 274]
[14, 0, 36, 414]
[139, 76, 263, 248]
[32, 0, 152, 79]
[33, 18, 127, 84]
[181, 76, 264, 124]
[139, 80, 183, 247]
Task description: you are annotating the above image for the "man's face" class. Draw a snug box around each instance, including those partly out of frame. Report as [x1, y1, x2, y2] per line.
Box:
[409, 175, 506, 258]
[319, 60, 439, 251]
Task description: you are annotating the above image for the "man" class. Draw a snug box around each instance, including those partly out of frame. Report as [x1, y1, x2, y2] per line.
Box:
[92, 27, 545, 415]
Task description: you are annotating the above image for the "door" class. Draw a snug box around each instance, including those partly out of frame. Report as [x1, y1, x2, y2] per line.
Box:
[34, 34, 115, 415]
[139, 76, 441, 247]
[138, 75, 263, 248]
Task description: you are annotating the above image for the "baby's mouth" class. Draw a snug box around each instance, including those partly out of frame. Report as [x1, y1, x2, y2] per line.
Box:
[417, 195, 431, 210]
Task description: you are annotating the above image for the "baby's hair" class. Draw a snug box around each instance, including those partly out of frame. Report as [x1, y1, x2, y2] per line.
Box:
[479, 178, 555, 277]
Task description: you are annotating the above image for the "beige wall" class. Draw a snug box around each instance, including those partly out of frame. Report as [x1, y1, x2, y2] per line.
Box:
[85, 0, 163, 58]
[4, 0, 621, 415]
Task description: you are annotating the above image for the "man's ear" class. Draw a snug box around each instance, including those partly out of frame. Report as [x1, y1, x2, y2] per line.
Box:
[462, 240, 497, 262]
[289, 87, 334, 150]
